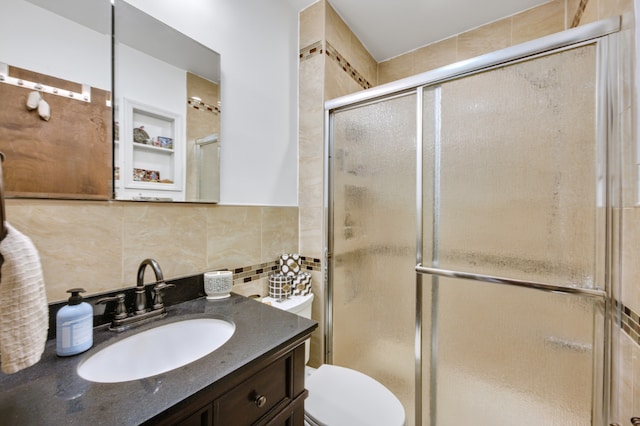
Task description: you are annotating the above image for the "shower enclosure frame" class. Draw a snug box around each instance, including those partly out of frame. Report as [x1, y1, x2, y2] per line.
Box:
[323, 16, 626, 426]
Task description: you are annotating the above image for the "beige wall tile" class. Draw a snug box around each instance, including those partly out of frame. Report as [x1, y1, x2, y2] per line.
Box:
[324, 54, 364, 100]
[299, 49, 325, 264]
[325, 1, 376, 88]
[122, 203, 208, 285]
[457, 18, 512, 62]
[308, 269, 324, 367]
[299, 155, 324, 210]
[6, 200, 298, 302]
[378, 53, 414, 85]
[206, 206, 261, 271]
[621, 208, 640, 314]
[614, 332, 637, 423]
[299, 56, 325, 161]
[413, 36, 458, 76]
[349, 34, 378, 87]
[261, 207, 299, 262]
[299, 205, 323, 259]
[635, 340, 640, 419]
[7, 199, 124, 302]
[599, 0, 633, 20]
[325, 2, 351, 66]
[567, 0, 598, 27]
[380, 37, 459, 85]
[512, 0, 565, 45]
[299, 0, 324, 48]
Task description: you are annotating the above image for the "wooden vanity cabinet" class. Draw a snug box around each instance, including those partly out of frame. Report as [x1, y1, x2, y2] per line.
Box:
[147, 340, 308, 426]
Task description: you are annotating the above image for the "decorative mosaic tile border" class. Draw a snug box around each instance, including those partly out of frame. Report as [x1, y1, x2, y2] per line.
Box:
[570, 0, 590, 28]
[300, 41, 323, 61]
[617, 300, 640, 346]
[187, 97, 220, 115]
[299, 41, 373, 90]
[325, 42, 372, 90]
[232, 256, 321, 285]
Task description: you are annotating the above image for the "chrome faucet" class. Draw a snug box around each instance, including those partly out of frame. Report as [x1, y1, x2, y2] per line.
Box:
[98, 258, 174, 332]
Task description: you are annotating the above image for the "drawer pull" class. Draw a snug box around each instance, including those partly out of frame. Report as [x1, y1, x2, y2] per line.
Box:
[255, 394, 267, 408]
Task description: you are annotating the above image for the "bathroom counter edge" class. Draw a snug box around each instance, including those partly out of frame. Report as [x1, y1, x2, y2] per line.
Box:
[0, 294, 318, 425]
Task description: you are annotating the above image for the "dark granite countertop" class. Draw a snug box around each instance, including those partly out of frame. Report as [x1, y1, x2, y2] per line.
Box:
[0, 294, 317, 425]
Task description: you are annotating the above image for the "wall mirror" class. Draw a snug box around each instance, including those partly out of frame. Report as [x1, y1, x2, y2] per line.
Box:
[113, 0, 221, 202]
[0, 0, 221, 203]
[0, 0, 112, 199]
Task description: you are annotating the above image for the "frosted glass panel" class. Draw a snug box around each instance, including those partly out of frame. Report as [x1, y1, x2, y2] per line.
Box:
[427, 45, 603, 288]
[331, 94, 417, 425]
[432, 277, 602, 426]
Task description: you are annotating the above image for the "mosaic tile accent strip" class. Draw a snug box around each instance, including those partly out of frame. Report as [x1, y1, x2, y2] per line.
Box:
[325, 42, 373, 90]
[300, 41, 323, 61]
[187, 97, 220, 115]
[570, 0, 590, 28]
[299, 41, 372, 90]
[231, 256, 321, 285]
[617, 300, 640, 347]
[299, 255, 321, 271]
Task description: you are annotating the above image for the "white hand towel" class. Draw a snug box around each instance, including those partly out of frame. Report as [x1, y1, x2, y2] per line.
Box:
[0, 223, 48, 374]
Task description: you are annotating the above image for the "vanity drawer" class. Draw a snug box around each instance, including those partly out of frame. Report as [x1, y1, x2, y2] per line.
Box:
[215, 356, 290, 425]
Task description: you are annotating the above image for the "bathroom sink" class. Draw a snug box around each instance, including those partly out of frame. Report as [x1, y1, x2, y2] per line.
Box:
[77, 318, 235, 383]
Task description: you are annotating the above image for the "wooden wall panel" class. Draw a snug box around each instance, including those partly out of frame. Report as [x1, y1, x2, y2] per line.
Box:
[0, 66, 112, 199]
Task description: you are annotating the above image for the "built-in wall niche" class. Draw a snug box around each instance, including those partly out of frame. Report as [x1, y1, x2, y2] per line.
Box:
[116, 99, 184, 200]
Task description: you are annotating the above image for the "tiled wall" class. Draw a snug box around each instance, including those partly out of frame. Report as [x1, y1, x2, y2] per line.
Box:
[185, 72, 220, 201]
[298, 0, 379, 368]
[298, 0, 639, 421]
[6, 199, 299, 303]
[378, 0, 633, 84]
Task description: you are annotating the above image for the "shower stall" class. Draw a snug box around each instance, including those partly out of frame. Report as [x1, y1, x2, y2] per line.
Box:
[324, 18, 626, 426]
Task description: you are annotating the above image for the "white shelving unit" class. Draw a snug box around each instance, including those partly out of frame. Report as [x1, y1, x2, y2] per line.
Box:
[116, 98, 184, 200]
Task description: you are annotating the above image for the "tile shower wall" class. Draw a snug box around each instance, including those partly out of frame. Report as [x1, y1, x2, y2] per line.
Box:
[298, 0, 639, 420]
[378, 0, 632, 84]
[298, 0, 378, 368]
[6, 199, 299, 302]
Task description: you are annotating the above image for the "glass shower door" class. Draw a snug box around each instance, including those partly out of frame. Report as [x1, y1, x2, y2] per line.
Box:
[330, 94, 418, 426]
[421, 43, 607, 425]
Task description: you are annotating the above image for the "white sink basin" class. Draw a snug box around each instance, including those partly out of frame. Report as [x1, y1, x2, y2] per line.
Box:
[77, 318, 235, 383]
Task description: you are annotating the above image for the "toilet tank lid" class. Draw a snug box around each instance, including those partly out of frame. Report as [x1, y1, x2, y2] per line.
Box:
[305, 364, 405, 426]
[261, 293, 314, 312]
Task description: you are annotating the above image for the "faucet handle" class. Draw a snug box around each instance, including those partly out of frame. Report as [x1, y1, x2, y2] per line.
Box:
[96, 293, 127, 320]
[152, 283, 175, 310]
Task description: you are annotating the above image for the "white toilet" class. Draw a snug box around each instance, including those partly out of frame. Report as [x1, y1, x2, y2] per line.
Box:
[262, 293, 406, 426]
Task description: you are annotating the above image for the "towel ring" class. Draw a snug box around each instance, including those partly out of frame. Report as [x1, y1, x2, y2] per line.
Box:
[0, 152, 7, 242]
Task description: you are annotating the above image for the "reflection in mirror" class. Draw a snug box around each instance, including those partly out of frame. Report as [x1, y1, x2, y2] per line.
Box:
[114, 0, 221, 202]
[0, 0, 112, 199]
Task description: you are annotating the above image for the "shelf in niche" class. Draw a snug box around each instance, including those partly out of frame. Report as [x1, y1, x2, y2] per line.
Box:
[133, 141, 174, 153]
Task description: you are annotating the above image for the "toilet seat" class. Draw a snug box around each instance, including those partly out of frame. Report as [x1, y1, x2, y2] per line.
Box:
[304, 364, 405, 426]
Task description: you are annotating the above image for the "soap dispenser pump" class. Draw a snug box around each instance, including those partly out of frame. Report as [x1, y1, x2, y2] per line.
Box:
[56, 288, 93, 356]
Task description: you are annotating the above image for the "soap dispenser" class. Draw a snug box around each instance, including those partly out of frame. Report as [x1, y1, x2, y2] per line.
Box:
[56, 288, 93, 356]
